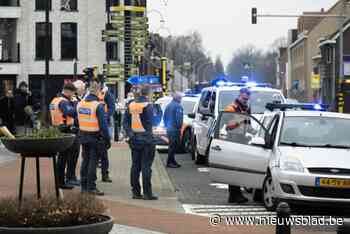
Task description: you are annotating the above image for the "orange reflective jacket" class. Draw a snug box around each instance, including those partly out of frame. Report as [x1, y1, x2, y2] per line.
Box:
[77, 100, 100, 132]
[50, 97, 74, 126]
[129, 102, 148, 133]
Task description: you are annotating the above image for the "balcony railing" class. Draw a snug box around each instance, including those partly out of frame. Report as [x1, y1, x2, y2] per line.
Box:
[0, 43, 20, 63]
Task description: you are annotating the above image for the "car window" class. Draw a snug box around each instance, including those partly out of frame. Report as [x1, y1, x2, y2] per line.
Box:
[199, 91, 212, 111]
[218, 90, 284, 114]
[257, 115, 274, 138]
[280, 116, 350, 147]
[209, 92, 216, 114]
[215, 112, 267, 145]
[182, 100, 197, 115]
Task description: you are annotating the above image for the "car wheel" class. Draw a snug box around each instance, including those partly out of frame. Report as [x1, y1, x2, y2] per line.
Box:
[262, 173, 277, 211]
[182, 129, 192, 154]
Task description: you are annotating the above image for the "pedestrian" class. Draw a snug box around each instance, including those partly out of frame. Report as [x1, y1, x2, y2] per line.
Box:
[0, 90, 15, 134]
[223, 87, 251, 204]
[77, 80, 110, 196]
[123, 85, 161, 200]
[49, 83, 78, 190]
[97, 83, 115, 183]
[164, 92, 184, 168]
[14, 81, 32, 135]
[64, 80, 87, 187]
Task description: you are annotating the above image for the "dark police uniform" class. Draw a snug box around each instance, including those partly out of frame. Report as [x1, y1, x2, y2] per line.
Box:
[98, 89, 115, 182]
[77, 93, 110, 195]
[163, 99, 184, 167]
[49, 95, 77, 189]
[123, 95, 160, 199]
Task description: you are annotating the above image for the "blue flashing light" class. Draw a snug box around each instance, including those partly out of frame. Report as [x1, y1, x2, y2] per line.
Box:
[127, 75, 160, 85]
[266, 103, 329, 112]
[246, 82, 258, 87]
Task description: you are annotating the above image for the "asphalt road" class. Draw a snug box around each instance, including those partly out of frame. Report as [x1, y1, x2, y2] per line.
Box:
[158, 150, 350, 233]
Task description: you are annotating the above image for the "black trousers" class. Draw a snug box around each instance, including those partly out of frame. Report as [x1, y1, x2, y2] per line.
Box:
[57, 138, 79, 186]
[66, 138, 80, 181]
[99, 144, 109, 177]
[80, 143, 98, 191]
[167, 131, 180, 165]
[130, 143, 155, 196]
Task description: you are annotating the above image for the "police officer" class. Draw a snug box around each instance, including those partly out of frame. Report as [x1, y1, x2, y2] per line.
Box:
[224, 87, 251, 204]
[50, 83, 77, 190]
[77, 80, 110, 196]
[98, 84, 115, 183]
[123, 85, 160, 200]
[64, 80, 87, 187]
[164, 92, 184, 168]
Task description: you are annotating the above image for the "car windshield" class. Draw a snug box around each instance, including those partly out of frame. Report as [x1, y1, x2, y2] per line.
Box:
[280, 116, 350, 148]
[219, 90, 284, 114]
[182, 100, 197, 115]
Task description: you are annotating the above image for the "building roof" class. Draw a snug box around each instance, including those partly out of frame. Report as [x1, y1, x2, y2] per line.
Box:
[288, 34, 308, 50]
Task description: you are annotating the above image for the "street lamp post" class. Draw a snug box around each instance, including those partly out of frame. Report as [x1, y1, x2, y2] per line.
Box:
[41, 0, 50, 125]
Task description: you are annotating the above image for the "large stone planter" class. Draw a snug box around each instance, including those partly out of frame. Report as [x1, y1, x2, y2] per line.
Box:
[1, 135, 75, 156]
[0, 215, 114, 234]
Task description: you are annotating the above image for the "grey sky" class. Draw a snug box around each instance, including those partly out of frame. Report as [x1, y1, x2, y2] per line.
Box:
[148, 0, 338, 66]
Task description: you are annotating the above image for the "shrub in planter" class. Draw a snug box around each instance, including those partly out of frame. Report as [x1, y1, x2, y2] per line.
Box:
[0, 193, 113, 234]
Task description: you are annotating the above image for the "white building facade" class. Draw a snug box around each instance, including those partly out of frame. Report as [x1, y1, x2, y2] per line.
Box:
[0, 0, 109, 99]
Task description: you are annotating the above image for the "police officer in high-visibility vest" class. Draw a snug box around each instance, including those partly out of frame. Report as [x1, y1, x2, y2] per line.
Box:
[50, 83, 78, 190]
[123, 85, 161, 200]
[224, 87, 251, 204]
[77, 80, 110, 196]
[97, 84, 115, 183]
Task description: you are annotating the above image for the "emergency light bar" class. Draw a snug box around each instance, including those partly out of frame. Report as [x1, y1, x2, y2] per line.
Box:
[266, 103, 329, 112]
[213, 80, 272, 88]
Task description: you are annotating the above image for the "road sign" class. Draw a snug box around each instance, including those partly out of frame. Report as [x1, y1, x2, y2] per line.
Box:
[252, 8, 257, 24]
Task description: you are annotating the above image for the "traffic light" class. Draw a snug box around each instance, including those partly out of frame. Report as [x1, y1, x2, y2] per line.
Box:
[161, 57, 168, 93]
[83, 68, 94, 81]
[252, 8, 257, 24]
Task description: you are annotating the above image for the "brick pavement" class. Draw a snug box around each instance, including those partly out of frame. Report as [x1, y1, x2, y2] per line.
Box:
[0, 143, 336, 234]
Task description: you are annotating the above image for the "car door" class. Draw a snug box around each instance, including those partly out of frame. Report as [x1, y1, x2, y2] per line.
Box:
[195, 90, 214, 153]
[209, 112, 272, 189]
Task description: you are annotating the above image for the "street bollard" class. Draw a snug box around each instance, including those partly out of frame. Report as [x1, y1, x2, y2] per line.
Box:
[276, 202, 291, 234]
[337, 220, 350, 234]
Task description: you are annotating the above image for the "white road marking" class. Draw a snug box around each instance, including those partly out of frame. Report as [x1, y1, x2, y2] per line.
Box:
[183, 204, 275, 217]
[198, 168, 210, 173]
[209, 183, 229, 190]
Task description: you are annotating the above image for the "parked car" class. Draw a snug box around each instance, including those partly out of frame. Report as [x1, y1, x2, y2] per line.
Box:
[209, 103, 350, 210]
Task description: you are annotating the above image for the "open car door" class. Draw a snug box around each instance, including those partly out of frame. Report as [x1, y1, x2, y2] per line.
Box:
[209, 112, 272, 189]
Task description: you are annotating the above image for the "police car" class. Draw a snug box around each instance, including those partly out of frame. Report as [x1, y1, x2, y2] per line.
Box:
[209, 103, 350, 210]
[154, 94, 200, 153]
[192, 81, 286, 164]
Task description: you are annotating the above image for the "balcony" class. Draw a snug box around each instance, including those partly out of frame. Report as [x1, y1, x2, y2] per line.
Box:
[0, 43, 21, 75]
[0, 0, 21, 18]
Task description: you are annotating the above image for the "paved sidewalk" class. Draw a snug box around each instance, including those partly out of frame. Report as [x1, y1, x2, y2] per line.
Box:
[0, 143, 336, 234]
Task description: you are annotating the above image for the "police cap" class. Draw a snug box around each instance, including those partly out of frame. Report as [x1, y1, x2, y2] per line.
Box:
[240, 87, 251, 96]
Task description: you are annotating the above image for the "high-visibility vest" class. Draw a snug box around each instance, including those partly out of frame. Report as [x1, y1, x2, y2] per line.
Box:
[129, 102, 148, 133]
[49, 97, 74, 126]
[224, 102, 249, 114]
[77, 100, 100, 132]
[98, 91, 109, 113]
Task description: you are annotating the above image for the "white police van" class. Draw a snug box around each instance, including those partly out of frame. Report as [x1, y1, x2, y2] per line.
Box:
[191, 82, 286, 164]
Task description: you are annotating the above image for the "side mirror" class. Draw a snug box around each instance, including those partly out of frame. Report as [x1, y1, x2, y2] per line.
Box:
[250, 137, 266, 147]
[188, 113, 196, 119]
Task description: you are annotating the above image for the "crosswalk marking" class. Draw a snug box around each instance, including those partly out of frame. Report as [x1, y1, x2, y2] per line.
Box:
[209, 183, 229, 190]
[198, 168, 210, 173]
[183, 204, 276, 217]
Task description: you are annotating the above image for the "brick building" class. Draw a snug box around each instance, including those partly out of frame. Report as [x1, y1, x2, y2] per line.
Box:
[288, 0, 350, 102]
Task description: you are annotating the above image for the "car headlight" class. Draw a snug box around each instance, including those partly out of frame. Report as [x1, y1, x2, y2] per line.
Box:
[279, 156, 304, 173]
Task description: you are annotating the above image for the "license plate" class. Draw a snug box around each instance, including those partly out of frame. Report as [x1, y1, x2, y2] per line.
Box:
[315, 178, 350, 188]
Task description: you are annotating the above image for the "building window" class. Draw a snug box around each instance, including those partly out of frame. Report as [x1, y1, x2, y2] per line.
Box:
[326, 47, 332, 64]
[106, 0, 120, 11]
[106, 42, 118, 61]
[61, 0, 77, 11]
[35, 0, 51, 11]
[36, 22, 52, 60]
[61, 23, 78, 59]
